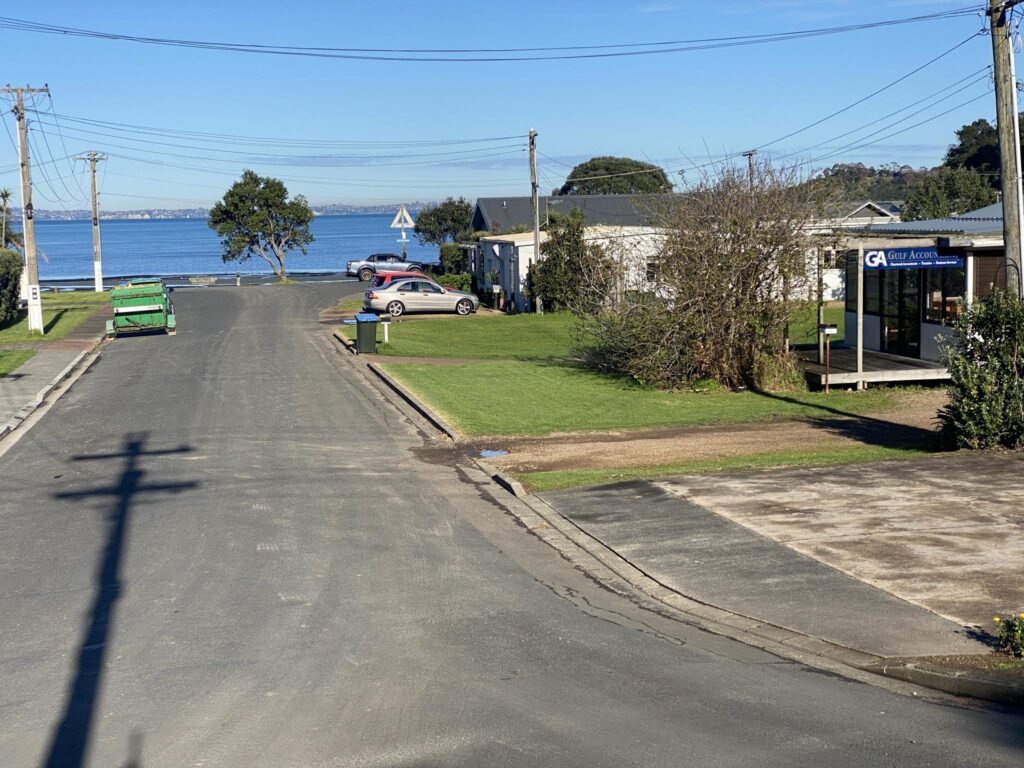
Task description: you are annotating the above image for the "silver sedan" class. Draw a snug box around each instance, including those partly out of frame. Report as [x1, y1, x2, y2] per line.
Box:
[364, 278, 479, 317]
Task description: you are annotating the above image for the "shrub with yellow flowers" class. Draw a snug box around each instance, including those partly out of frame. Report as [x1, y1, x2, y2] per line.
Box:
[993, 613, 1024, 657]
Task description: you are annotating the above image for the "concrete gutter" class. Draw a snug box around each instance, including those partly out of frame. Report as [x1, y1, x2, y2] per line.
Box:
[348, 339, 1024, 709]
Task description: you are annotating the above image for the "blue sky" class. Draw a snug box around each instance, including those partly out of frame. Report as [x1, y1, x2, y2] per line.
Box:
[0, 1, 1007, 210]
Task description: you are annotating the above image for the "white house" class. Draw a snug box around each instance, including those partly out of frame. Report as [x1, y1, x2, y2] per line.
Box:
[467, 226, 666, 312]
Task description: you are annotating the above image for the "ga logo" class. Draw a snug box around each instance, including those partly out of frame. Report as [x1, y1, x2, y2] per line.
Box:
[865, 250, 888, 268]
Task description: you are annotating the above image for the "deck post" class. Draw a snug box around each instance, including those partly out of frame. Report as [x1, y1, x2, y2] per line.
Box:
[965, 251, 974, 309]
[856, 244, 864, 391]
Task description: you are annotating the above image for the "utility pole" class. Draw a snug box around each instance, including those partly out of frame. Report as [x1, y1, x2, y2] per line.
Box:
[989, 0, 1024, 296]
[2, 86, 48, 333]
[529, 128, 543, 314]
[742, 149, 756, 189]
[79, 152, 107, 292]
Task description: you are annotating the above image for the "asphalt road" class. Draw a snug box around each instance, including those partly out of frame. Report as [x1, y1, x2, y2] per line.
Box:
[1, 284, 1021, 767]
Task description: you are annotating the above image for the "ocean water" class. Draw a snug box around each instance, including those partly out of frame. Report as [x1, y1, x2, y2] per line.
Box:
[32, 214, 437, 280]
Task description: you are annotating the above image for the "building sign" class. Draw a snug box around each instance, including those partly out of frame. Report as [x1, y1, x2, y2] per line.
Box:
[864, 247, 963, 270]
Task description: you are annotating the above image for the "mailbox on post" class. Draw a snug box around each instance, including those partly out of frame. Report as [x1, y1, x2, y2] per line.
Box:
[818, 323, 838, 393]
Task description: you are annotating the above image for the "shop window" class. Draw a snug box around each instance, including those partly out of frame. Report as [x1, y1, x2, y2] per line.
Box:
[924, 267, 966, 324]
[974, 256, 1007, 300]
[845, 256, 880, 314]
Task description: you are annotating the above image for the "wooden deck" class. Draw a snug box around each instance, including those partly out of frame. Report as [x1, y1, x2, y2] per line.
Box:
[796, 347, 949, 387]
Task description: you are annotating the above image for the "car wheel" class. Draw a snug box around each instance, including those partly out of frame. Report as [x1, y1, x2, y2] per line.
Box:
[358, 268, 373, 281]
[455, 299, 473, 316]
[386, 300, 405, 317]
[409, 266, 424, 274]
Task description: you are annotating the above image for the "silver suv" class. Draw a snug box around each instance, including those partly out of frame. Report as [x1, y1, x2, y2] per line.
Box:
[346, 253, 424, 282]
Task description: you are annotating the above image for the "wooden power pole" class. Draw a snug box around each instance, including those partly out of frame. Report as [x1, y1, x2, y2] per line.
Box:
[2, 86, 48, 332]
[990, 0, 1024, 296]
[80, 152, 107, 292]
[529, 128, 542, 314]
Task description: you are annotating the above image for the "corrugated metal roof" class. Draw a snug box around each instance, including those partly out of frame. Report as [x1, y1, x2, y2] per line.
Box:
[859, 202, 1004, 236]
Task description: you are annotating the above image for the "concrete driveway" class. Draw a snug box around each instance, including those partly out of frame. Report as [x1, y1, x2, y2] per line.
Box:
[660, 453, 1024, 627]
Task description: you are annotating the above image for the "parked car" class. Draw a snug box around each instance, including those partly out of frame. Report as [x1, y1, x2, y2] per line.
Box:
[367, 270, 425, 289]
[364, 278, 479, 317]
[346, 253, 424, 281]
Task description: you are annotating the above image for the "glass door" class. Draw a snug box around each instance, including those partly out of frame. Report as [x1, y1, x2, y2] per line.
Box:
[880, 270, 920, 357]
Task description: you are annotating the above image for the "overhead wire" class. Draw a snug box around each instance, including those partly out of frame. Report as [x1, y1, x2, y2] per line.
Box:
[0, 8, 978, 62]
[535, 31, 988, 187]
[44, 94, 88, 199]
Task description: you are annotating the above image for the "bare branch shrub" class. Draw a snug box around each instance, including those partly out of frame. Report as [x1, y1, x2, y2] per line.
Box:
[575, 160, 828, 389]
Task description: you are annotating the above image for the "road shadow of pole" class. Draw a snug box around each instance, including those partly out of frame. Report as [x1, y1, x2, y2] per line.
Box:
[42, 433, 198, 768]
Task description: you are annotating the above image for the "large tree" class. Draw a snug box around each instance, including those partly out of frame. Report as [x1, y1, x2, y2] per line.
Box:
[902, 167, 996, 221]
[576, 160, 821, 390]
[413, 196, 473, 272]
[557, 156, 672, 196]
[208, 170, 314, 279]
[943, 118, 1001, 183]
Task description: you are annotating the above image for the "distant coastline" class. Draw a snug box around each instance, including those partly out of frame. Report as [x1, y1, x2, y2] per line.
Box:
[15, 202, 434, 222]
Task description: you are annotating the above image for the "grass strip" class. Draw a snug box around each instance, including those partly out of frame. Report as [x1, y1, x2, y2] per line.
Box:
[346, 312, 576, 360]
[517, 445, 937, 492]
[381, 360, 905, 437]
[0, 291, 109, 344]
[0, 349, 35, 377]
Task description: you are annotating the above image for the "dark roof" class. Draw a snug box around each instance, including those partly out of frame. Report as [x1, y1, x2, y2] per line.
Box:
[472, 194, 674, 232]
[861, 202, 1003, 237]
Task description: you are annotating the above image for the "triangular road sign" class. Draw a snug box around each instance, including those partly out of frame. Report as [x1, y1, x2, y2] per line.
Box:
[390, 205, 415, 229]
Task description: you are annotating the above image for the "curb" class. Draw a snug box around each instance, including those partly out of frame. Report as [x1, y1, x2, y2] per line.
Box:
[328, 327, 460, 441]
[326, 326, 1023, 708]
[332, 328, 356, 354]
[864, 661, 1024, 707]
[0, 345, 102, 441]
[365, 363, 460, 441]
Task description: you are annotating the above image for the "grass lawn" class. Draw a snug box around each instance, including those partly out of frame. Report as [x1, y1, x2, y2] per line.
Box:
[340, 311, 577, 360]
[0, 349, 35, 377]
[518, 445, 934, 492]
[0, 291, 108, 344]
[381, 360, 905, 437]
[337, 294, 365, 314]
[789, 301, 845, 345]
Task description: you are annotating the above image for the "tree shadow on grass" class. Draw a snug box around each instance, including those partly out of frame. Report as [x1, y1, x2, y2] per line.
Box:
[751, 389, 941, 451]
[42, 433, 198, 768]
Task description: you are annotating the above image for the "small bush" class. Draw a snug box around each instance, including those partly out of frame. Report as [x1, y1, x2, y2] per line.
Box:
[0, 248, 23, 324]
[439, 242, 465, 274]
[939, 292, 1024, 449]
[437, 272, 472, 292]
[993, 613, 1024, 657]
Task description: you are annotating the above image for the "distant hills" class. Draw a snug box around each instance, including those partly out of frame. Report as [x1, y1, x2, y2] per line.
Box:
[22, 202, 434, 221]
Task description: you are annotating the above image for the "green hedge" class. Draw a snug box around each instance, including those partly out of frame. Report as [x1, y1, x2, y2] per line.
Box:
[437, 272, 472, 292]
[0, 249, 23, 324]
[940, 292, 1024, 449]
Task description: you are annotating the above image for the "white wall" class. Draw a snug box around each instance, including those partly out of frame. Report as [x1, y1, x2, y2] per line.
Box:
[920, 323, 954, 363]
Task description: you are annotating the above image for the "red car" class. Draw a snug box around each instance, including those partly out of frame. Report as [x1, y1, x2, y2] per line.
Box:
[367, 271, 428, 289]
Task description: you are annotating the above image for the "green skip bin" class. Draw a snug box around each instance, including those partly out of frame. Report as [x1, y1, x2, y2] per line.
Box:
[105, 277, 177, 338]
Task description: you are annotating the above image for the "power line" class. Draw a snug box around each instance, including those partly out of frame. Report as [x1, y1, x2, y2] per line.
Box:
[536, 32, 986, 187]
[25, 116, 528, 163]
[0, 9, 978, 63]
[30, 111, 526, 149]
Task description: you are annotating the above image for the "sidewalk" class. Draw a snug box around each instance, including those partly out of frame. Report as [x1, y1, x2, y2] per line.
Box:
[0, 310, 108, 433]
